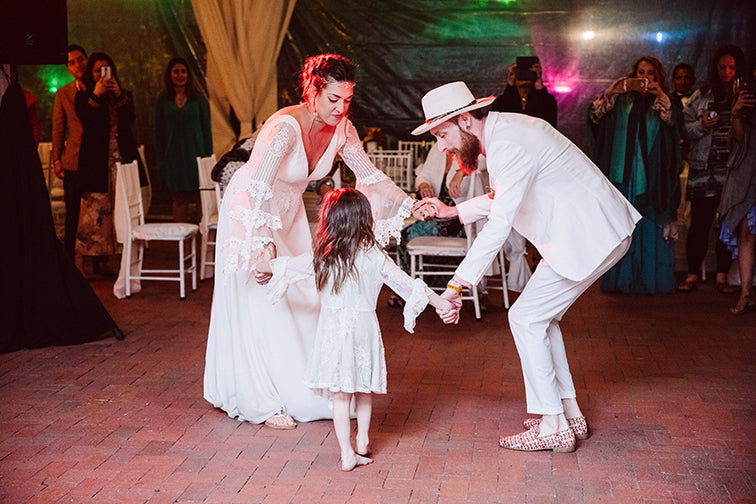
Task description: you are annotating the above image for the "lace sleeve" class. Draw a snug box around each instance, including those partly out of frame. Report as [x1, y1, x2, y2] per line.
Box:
[340, 121, 415, 246]
[266, 254, 315, 303]
[221, 121, 297, 278]
[379, 251, 430, 333]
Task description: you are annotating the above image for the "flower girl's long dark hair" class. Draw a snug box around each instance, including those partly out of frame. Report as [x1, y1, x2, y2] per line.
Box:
[313, 188, 377, 294]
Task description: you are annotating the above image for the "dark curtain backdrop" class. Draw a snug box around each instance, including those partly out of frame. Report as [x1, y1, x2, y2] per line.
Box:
[279, 0, 755, 150]
[16, 0, 756, 214]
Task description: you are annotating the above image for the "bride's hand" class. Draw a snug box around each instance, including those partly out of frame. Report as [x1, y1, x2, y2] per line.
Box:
[254, 243, 277, 285]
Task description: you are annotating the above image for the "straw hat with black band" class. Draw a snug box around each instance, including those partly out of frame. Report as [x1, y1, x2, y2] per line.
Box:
[411, 81, 495, 136]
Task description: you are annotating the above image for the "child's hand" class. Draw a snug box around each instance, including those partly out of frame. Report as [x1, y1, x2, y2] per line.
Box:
[433, 295, 461, 324]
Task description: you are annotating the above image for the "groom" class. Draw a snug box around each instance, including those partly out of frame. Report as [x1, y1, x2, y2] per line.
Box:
[413, 82, 641, 452]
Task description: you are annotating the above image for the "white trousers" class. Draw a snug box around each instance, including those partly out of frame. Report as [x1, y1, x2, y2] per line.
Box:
[508, 236, 632, 415]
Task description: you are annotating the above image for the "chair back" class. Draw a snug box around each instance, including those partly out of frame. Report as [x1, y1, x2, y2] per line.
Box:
[137, 145, 152, 215]
[197, 155, 218, 234]
[114, 161, 144, 244]
[367, 149, 414, 191]
[398, 140, 431, 167]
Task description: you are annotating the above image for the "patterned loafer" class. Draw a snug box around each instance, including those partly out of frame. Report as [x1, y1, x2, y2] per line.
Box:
[499, 425, 576, 453]
[522, 415, 590, 440]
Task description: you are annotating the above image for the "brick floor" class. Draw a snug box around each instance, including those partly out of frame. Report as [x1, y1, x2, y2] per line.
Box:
[1, 242, 755, 503]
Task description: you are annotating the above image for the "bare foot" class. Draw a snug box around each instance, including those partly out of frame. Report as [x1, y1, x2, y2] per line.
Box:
[356, 435, 370, 456]
[341, 453, 373, 471]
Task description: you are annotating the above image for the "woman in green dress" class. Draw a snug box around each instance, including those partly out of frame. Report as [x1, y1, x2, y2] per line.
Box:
[588, 56, 682, 294]
[154, 57, 213, 222]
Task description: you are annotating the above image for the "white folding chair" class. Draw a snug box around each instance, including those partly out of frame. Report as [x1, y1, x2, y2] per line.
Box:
[406, 171, 509, 320]
[367, 149, 414, 191]
[116, 161, 198, 299]
[398, 140, 430, 167]
[137, 145, 152, 216]
[197, 155, 218, 280]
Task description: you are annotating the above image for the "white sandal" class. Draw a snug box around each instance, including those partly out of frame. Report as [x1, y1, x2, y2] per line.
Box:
[264, 411, 297, 430]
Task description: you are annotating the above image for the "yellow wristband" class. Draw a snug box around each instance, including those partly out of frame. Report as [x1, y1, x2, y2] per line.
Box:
[446, 282, 462, 292]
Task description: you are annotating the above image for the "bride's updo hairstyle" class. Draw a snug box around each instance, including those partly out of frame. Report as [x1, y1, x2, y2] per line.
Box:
[299, 53, 356, 107]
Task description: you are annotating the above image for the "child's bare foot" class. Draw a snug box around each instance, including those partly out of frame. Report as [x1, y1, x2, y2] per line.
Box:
[356, 435, 370, 456]
[340, 453, 373, 471]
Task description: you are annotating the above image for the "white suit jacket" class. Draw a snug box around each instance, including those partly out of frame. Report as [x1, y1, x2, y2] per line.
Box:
[455, 113, 641, 284]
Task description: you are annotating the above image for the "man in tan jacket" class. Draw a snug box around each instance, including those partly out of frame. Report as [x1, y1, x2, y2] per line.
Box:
[52, 45, 88, 259]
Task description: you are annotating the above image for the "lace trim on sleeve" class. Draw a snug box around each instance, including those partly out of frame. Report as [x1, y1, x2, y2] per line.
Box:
[219, 119, 299, 279]
[373, 196, 413, 247]
[401, 278, 431, 333]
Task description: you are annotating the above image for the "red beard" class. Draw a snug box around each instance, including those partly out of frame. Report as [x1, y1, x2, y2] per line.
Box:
[454, 128, 481, 175]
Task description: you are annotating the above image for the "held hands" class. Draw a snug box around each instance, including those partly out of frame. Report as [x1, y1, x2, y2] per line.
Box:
[419, 197, 458, 220]
[436, 286, 462, 324]
[253, 243, 277, 285]
[411, 198, 438, 220]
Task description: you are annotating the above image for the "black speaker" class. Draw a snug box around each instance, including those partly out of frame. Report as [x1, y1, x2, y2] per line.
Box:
[0, 0, 68, 64]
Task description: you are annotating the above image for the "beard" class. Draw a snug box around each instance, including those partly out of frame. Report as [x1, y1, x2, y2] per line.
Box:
[453, 128, 481, 175]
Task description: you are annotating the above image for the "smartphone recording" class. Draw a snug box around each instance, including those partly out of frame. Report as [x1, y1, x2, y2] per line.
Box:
[515, 56, 539, 82]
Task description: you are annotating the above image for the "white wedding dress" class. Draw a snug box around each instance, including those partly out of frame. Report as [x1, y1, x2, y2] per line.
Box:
[204, 112, 413, 423]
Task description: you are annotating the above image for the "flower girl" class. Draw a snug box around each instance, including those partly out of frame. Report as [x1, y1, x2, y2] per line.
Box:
[259, 188, 457, 470]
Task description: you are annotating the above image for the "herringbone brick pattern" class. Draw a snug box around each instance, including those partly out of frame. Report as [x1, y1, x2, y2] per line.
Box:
[1, 243, 754, 503]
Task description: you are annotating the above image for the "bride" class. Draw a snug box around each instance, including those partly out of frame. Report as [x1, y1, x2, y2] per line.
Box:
[204, 53, 426, 429]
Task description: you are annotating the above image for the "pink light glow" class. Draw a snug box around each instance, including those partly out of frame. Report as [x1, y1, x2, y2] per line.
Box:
[553, 85, 573, 93]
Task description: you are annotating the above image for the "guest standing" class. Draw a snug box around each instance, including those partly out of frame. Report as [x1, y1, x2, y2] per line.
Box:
[52, 45, 88, 259]
[75, 52, 145, 276]
[678, 45, 746, 293]
[490, 57, 557, 128]
[154, 57, 213, 223]
[588, 56, 681, 294]
[719, 58, 756, 314]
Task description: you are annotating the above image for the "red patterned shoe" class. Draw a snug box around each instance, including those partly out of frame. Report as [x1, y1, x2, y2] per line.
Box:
[522, 415, 589, 440]
[499, 425, 576, 452]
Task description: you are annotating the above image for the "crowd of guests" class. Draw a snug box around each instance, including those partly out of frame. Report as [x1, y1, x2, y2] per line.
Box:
[51, 45, 211, 278]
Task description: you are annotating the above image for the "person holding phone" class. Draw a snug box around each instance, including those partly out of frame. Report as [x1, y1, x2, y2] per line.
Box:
[678, 45, 748, 294]
[491, 56, 557, 127]
[719, 55, 756, 314]
[74, 52, 146, 276]
[588, 56, 682, 294]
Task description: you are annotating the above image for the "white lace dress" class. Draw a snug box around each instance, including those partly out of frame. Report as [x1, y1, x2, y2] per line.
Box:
[267, 247, 432, 398]
[203, 112, 413, 423]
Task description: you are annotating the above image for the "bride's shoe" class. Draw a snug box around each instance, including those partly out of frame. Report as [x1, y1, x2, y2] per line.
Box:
[264, 411, 297, 430]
